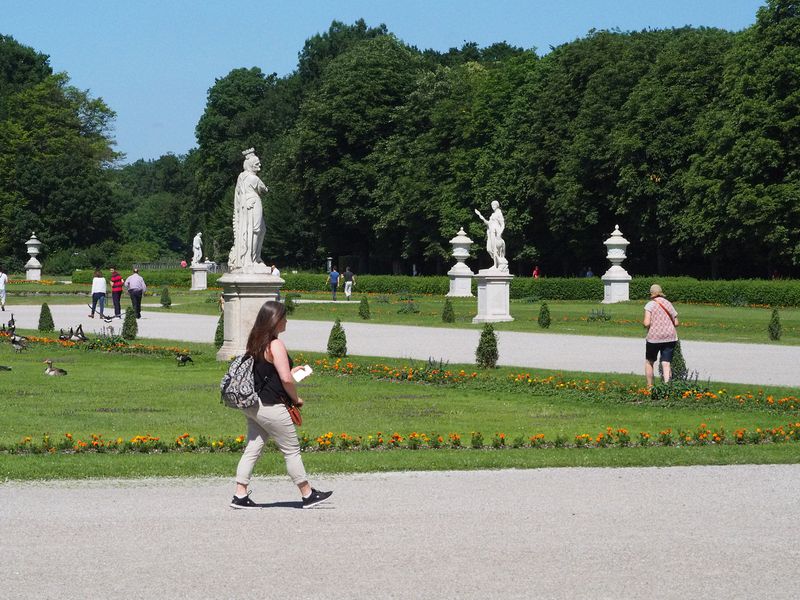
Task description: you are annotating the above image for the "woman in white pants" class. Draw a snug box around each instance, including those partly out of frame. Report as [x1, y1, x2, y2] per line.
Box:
[231, 300, 332, 509]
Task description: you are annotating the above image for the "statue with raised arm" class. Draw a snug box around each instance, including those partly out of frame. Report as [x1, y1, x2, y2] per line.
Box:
[192, 232, 203, 265]
[229, 148, 268, 272]
[474, 200, 508, 272]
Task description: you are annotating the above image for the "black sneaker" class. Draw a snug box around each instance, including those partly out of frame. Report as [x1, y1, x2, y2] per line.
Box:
[230, 491, 260, 509]
[302, 488, 333, 508]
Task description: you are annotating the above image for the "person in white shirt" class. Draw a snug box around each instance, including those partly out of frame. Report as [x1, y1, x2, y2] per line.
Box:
[270, 264, 281, 277]
[0, 266, 8, 311]
[89, 269, 107, 318]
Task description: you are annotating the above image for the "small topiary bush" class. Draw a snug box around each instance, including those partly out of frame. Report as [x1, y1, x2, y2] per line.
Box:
[397, 300, 420, 314]
[327, 318, 347, 358]
[214, 312, 224, 349]
[160, 286, 172, 308]
[38, 302, 55, 332]
[285, 293, 299, 315]
[441, 297, 455, 323]
[538, 302, 551, 329]
[359, 296, 371, 320]
[122, 309, 138, 340]
[475, 323, 499, 368]
[768, 308, 782, 341]
[668, 340, 688, 380]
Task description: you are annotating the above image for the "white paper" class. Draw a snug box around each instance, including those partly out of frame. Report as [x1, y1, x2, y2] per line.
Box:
[292, 365, 313, 382]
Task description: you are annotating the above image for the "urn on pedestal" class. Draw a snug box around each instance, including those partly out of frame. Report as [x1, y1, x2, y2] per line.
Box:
[447, 227, 474, 297]
[24, 232, 42, 281]
[601, 225, 632, 304]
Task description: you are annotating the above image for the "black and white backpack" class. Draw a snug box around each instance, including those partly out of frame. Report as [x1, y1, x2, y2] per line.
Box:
[220, 355, 259, 409]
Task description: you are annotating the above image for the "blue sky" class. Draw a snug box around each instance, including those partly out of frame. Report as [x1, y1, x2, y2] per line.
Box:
[4, 0, 765, 163]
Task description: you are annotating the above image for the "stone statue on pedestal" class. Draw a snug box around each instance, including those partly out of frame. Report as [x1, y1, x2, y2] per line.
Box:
[192, 232, 203, 265]
[474, 201, 508, 272]
[229, 148, 269, 273]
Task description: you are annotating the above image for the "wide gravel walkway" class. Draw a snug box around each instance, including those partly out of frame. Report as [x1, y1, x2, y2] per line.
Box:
[2, 466, 799, 599]
[6, 304, 800, 386]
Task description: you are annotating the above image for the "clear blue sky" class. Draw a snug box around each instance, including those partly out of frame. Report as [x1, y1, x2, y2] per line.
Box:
[4, 0, 765, 164]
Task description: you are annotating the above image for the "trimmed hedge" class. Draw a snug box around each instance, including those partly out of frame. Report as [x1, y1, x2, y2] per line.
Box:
[72, 270, 800, 306]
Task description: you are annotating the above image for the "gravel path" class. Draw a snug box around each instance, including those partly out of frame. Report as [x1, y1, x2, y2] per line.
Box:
[6, 304, 800, 386]
[2, 465, 799, 599]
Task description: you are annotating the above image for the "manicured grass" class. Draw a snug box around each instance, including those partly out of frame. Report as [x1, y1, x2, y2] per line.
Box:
[1, 339, 798, 479]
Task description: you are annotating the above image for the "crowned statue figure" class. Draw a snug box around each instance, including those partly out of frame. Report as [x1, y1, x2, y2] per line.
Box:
[229, 148, 269, 272]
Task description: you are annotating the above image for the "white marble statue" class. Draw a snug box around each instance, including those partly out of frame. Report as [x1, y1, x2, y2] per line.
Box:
[192, 232, 203, 265]
[474, 201, 508, 271]
[229, 148, 268, 272]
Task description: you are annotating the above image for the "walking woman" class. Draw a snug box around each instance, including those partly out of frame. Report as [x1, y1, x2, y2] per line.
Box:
[643, 284, 679, 388]
[88, 269, 107, 319]
[231, 301, 332, 509]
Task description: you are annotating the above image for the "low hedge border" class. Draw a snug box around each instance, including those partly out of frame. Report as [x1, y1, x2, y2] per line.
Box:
[70, 270, 800, 306]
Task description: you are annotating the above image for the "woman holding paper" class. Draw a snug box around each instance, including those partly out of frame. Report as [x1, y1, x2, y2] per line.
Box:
[231, 300, 332, 509]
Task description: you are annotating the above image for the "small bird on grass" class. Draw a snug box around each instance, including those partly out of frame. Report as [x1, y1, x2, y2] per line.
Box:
[43, 359, 67, 376]
[176, 353, 194, 366]
[70, 324, 87, 342]
[0, 365, 11, 371]
[10, 335, 27, 353]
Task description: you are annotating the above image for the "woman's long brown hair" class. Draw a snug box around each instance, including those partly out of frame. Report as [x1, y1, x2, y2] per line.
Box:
[245, 301, 287, 359]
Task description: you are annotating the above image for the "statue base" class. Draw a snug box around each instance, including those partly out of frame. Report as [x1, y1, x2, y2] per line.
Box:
[472, 269, 514, 323]
[25, 268, 41, 281]
[190, 263, 209, 291]
[446, 263, 474, 297]
[601, 266, 632, 304]
[216, 271, 284, 361]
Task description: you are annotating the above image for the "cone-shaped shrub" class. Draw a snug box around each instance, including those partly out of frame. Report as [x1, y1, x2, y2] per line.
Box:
[359, 296, 371, 320]
[122, 309, 138, 340]
[768, 308, 782, 341]
[670, 340, 687, 380]
[160, 286, 172, 308]
[538, 302, 551, 329]
[441, 297, 455, 323]
[285, 294, 297, 314]
[327, 317, 347, 358]
[214, 312, 224, 349]
[38, 302, 55, 332]
[476, 323, 498, 368]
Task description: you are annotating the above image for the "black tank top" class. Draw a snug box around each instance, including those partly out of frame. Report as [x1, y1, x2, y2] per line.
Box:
[253, 355, 293, 405]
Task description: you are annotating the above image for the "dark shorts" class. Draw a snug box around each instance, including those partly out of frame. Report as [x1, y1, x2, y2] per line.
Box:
[646, 341, 676, 362]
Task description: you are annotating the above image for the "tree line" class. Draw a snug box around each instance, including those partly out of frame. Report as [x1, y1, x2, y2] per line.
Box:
[1, 0, 798, 278]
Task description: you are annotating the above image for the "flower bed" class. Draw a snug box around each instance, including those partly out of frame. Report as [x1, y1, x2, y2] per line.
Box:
[0, 331, 191, 358]
[5, 422, 800, 455]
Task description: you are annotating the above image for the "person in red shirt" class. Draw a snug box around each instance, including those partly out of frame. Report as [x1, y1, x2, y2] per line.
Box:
[109, 266, 125, 320]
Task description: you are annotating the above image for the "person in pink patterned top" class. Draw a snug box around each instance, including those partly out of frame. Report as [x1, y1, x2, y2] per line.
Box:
[643, 283, 679, 388]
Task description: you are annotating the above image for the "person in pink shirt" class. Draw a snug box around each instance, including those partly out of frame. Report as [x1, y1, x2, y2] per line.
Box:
[643, 283, 679, 388]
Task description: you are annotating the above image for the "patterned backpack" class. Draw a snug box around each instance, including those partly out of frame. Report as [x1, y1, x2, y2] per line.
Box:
[220, 355, 259, 409]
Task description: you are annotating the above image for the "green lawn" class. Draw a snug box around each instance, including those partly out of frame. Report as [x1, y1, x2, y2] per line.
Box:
[1, 338, 798, 479]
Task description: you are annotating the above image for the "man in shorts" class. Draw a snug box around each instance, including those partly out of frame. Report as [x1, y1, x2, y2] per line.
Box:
[643, 283, 679, 388]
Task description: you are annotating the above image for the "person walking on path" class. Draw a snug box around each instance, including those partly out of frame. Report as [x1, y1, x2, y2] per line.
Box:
[231, 301, 332, 509]
[325, 267, 340, 301]
[109, 267, 124, 319]
[343, 266, 356, 300]
[0, 266, 7, 311]
[643, 283, 679, 388]
[124, 268, 147, 319]
[88, 270, 107, 319]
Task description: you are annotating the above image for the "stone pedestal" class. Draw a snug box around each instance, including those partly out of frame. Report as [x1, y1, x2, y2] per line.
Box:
[447, 263, 474, 297]
[25, 260, 42, 281]
[601, 266, 631, 304]
[216, 272, 284, 360]
[472, 269, 514, 323]
[190, 263, 209, 291]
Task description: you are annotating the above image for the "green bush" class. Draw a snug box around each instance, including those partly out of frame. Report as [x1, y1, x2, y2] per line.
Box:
[122, 309, 138, 340]
[661, 340, 688, 381]
[441, 297, 455, 323]
[768, 308, 782, 341]
[476, 323, 499, 368]
[284, 293, 299, 315]
[538, 302, 551, 329]
[327, 318, 347, 358]
[397, 300, 420, 314]
[38, 303, 54, 332]
[214, 313, 224, 349]
[359, 296, 371, 320]
[160, 286, 172, 308]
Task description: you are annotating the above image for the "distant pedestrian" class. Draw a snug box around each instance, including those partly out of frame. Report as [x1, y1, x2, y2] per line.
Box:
[124, 268, 147, 319]
[532, 265, 540, 278]
[270, 264, 281, 277]
[231, 300, 333, 509]
[643, 284, 679, 388]
[326, 267, 340, 300]
[343, 266, 356, 300]
[109, 266, 124, 319]
[0, 265, 7, 311]
[88, 269, 107, 319]
[585, 267, 594, 277]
